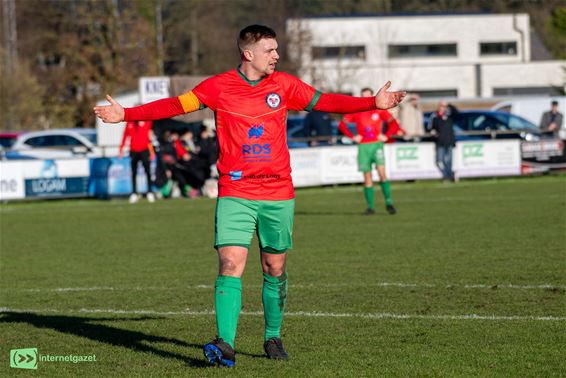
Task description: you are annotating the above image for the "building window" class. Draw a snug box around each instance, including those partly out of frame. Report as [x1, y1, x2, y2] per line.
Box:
[480, 41, 517, 56]
[493, 86, 561, 96]
[408, 89, 458, 98]
[312, 45, 366, 60]
[388, 44, 457, 58]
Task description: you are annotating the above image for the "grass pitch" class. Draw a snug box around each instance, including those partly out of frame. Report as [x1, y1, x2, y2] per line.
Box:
[1, 176, 565, 377]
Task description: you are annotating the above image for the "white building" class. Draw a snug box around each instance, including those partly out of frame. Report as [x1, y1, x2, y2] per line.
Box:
[287, 13, 566, 99]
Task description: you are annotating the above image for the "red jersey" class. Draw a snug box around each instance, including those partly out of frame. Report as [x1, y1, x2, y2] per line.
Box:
[120, 120, 153, 153]
[192, 69, 317, 200]
[339, 110, 400, 144]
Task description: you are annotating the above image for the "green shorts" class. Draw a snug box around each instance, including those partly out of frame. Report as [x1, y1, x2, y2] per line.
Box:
[358, 142, 385, 172]
[214, 197, 295, 254]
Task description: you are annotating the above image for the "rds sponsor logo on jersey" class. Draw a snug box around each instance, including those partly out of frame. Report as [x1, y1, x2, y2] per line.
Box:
[242, 124, 271, 162]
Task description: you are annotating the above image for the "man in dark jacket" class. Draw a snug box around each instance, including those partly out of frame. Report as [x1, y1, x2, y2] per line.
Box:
[428, 101, 457, 181]
[539, 100, 563, 137]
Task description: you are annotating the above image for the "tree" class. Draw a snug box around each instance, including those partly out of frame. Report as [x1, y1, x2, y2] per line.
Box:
[0, 48, 48, 130]
[15, 0, 159, 128]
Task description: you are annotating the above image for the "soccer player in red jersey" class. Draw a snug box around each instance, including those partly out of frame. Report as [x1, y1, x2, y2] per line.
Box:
[338, 87, 405, 215]
[94, 24, 405, 367]
[119, 120, 155, 203]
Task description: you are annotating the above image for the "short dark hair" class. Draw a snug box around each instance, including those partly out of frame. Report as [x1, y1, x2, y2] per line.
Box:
[361, 87, 374, 95]
[551, 100, 559, 106]
[238, 25, 276, 52]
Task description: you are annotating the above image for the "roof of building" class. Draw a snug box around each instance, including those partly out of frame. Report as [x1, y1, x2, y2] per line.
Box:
[297, 11, 526, 20]
[530, 31, 553, 61]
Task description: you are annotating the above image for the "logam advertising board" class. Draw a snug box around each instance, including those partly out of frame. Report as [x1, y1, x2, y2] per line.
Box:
[22, 159, 90, 198]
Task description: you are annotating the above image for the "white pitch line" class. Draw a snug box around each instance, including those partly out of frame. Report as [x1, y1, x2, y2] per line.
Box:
[0, 307, 564, 322]
[4, 282, 565, 293]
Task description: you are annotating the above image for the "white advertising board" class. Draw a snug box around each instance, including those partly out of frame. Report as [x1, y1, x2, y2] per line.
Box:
[139, 76, 171, 104]
[387, 143, 443, 180]
[319, 146, 364, 184]
[454, 140, 521, 177]
[0, 161, 25, 200]
[289, 140, 521, 188]
[290, 148, 323, 187]
[22, 159, 91, 198]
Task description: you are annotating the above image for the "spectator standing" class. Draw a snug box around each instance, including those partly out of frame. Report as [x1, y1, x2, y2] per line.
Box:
[398, 94, 424, 141]
[539, 100, 563, 136]
[119, 120, 155, 203]
[303, 111, 333, 146]
[428, 101, 457, 182]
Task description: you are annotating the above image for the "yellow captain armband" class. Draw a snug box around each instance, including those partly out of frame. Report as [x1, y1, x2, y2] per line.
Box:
[178, 91, 201, 113]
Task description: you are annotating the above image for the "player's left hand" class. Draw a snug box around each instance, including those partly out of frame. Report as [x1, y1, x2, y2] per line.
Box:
[375, 81, 406, 110]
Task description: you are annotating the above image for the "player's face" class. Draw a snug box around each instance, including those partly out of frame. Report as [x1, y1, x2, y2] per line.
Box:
[250, 38, 279, 76]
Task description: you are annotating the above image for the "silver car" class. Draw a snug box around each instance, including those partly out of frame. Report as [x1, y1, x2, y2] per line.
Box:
[8, 129, 100, 160]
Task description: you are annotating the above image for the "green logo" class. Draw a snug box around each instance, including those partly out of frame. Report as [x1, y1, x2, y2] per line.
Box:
[10, 348, 38, 369]
[396, 146, 418, 162]
[463, 144, 484, 159]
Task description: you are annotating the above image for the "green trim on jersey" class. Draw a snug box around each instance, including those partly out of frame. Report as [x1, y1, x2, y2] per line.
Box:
[305, 90, 322, 111]
[237, 67, 264, 87]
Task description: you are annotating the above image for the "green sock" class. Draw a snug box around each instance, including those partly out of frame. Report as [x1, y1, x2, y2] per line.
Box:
[363, 186, 374, 210]
[262, 272, 288, 341]
[380, 180, 393, 205]
[215, 275, 241, 348]
[160, 180, 172, 197]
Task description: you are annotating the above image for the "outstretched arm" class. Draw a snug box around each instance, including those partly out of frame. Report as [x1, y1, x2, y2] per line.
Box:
[93, 91, 201, 123]
[313, 81, 406, 114]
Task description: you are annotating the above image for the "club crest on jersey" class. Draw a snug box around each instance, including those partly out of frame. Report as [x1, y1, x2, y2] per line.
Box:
[265, 93, 281, 109]
[371, 113, 380, 121]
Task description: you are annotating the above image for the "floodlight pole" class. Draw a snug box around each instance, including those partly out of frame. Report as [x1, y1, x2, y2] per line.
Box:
[2, 0, 17, 129]
[155, 0, 164, 75]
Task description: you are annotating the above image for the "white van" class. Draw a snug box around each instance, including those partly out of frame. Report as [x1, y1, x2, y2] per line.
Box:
[491, 96, 566, 139]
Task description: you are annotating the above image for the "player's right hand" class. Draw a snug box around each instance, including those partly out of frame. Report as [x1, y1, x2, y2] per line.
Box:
[353, 135, 363, 143]
[93, 95, 125, 123]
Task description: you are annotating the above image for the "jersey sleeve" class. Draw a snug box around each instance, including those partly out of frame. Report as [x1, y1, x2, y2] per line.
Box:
[342, 113, 355, 123]
[192, 76, 221, 111]
[277, 72, 319, 111]
[338, 119, 355, 138]
[119, 123, 132, 152]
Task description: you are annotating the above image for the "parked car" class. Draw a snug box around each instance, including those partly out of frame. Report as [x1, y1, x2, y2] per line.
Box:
[7, 129, 100, 160]
[424, 110, 551, 141]
[286, 114, 355, 148]
[286, 115, 309, 149]
[0, 131, 24, 149]
[491, 96, 566, 139]
[424, 109, 564, 162]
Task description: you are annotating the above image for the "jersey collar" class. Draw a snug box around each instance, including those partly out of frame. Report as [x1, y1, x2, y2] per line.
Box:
[237, 66, 265, 87]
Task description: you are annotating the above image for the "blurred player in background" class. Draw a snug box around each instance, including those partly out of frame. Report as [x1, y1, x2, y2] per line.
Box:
[95, 24, 405, 367]
[338, 88, 404, 215]
[119, 119, 155, 203]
